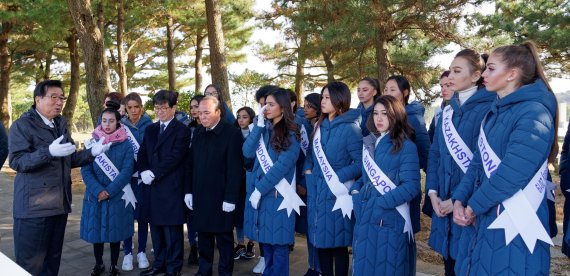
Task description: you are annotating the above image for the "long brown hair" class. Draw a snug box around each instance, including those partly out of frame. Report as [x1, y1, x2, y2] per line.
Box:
[492, 41, 559, 162]
[312, 81, 351, 139]
[266, 89, 300, 152]
[366, 95, 415, 153]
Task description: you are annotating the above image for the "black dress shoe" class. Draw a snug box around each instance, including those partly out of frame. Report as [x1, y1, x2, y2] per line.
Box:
[109, 265, 120, 276]
[187, 245, 198, 265]
[91, 263, 105, 276]
[139, 267, 166, 276]
[165, 272, 181, 276]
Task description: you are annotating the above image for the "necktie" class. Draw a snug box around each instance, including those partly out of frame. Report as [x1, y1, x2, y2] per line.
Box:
[160, 123, 166, 134]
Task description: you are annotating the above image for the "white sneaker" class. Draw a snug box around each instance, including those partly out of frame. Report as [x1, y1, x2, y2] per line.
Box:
[121, 253, 133, 271]
[137, 252, 150, 269]
[253, 256, 265, 274]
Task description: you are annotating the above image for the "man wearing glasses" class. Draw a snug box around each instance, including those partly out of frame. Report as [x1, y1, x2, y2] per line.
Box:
[138, 90, 190, 276]
[9, 80, 110, 275]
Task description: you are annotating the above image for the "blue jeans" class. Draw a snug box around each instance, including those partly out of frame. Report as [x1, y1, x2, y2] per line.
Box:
[124, 219, 149, 254]
[262, 244, 289, 276]
[307, 239, 320, 272]
[235, 227, 244, 243]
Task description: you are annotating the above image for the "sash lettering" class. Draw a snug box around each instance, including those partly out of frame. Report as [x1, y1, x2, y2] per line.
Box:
[441, 106, 473, 173]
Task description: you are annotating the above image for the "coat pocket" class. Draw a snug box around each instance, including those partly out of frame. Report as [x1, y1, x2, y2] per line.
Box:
[28, 181, 62, 212]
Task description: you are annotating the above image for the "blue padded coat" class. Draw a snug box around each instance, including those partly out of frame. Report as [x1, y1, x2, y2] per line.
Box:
[80, 138, 135, 243]
[452, 79, 556, 275]
[352, 134, 420, 276]
[427, 88, 494, 261]
[242, 122, 300, 245]
[304, 109, 362, 248]
[295, 115, 313, 234]
[356, 102, 373, 137]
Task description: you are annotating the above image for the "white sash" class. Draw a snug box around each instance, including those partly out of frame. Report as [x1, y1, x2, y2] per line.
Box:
[124, 126, 141, 181]
[441, 105, 473, 173]
[477, 120, 552, 253]
[254, 133, 305, 217]
[313, 128, 353, 219]
[362, 145, 413, 240]
[85, 138, 137, 209]
[300, 125, 309, 156]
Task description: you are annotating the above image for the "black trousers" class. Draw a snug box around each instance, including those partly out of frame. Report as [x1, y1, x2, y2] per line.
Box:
[318, 247, 349, 276]
[444, 256, 456, 276]
[13, 214, 68, 276]
[150, 224, 184, 273]
[197, 231, 234, 276]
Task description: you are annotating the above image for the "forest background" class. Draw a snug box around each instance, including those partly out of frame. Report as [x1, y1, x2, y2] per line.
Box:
[1, 0, 569, 133]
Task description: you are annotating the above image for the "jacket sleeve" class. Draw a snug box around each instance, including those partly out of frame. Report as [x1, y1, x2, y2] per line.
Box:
[255, 133, 301, 195]
[185, 144, 194, 194]
[426, 118, 442, 192]
[559, 121, 570, 175]
[375, 142, 421, 209]
[70, 148, 96, 168]
[81, 164, 106, 198]
[151, 126, 191, 182]
[452, 149, 481, 205]
[303, 142, 314, 172]
[335, 123, 363, 183]
[9, 120, 52, 173]
[105, 145, 135, 198]
[428, 117, 436, 143]
[224, 129, 244, 204]
[0, 123, 8, 166]
[243, 124, 263, 159]
[137, 127, 152, 173]
[468, 108, 554, 215]
[409, 116, 431, 172]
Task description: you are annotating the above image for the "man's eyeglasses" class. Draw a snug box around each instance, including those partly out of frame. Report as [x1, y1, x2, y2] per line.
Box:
[154, 106, 171, 112]
[45, 94, 67, 102]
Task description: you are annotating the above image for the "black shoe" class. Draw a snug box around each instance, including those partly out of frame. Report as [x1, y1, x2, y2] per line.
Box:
[140, 267, 166, 276]
[188, 245, 198, 265]
[165, 272, 181, 276]
[91, 264, 105, 276]
[109, 265, 120, 276]
[244, 241, 255, 259]
[304, 268, 322, 276]
[233, 244, 246, 260]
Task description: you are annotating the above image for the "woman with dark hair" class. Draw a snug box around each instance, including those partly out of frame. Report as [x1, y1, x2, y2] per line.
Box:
[120, 92, 153, 271]
[452, 41, 558, 275]
[189, 95, 205, 142]
[304, 81, 362, 276]
[81, 107, 135, 276]
[356, 77, 380, 136]
[204, 84, 236, 123]
[351, 95, 420, 275]
[304, 93, 321, 126]
[428, 71, 453, 143]
[232, 106, 257, 260]
[426, 49, 494, 276]
[243, 89, 302, 275]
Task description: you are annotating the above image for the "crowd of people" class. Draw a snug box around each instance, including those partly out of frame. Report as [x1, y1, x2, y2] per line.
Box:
[8, 40, 570, 276]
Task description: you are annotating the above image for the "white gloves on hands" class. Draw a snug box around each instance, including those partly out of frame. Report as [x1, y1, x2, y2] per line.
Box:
[49, 135, 76, 157]
[91, 137, 112, 157]
[141, 170, 155, 185]
[249, 188, 261, 209]
[257, 105, 267, 127]
[185, 193, 193, 210]
[222, 201, 235, 212]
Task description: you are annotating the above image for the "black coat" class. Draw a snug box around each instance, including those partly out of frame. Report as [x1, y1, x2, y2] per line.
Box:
[138, 119, 190, 225]
[186, 120, 243, 233]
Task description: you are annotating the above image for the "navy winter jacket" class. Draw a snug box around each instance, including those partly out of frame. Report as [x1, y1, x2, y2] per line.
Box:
[452, 80, 556, 275]
[304, 109, 362, 248]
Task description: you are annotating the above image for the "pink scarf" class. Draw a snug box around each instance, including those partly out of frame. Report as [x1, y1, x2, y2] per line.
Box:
[92, 125, 128, 144]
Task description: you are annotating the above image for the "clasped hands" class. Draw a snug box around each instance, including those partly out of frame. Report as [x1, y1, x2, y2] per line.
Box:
[452, 200, 476, 226]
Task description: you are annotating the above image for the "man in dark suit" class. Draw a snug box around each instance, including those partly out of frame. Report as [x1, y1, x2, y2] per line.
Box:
[138, 90, 190, 276]
[185, 96, 243, 276]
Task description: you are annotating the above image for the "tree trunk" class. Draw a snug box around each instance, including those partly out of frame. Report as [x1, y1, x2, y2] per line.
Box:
[43, 47, 53, 80]
[0, 21, 13, 128]
[116, 0, 128, 95]
[322, 49, 335, 82]
[205, 0, 231, 111]
[97, 1, 113, 93]
[374, 29, 390, 91]
[68, 0, 109, 127]
[63, 32, 80, 133]
[194, 29, 205, 94]
[294, 32, 307, 102]
[166, 13, 176, 91]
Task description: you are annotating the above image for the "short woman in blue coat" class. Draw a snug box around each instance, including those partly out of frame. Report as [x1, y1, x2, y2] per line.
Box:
[356, 77, 380, 137]
[452, 41, 558, 275]
[304, 81, 362, 276]
[384, 75, 430, 234]
[120, 92, 153, 270]
[426, 49, 494, 275]
[243, 88, 301, 276]
[81, 107, 135, 275]
[352, 95, 420, 276]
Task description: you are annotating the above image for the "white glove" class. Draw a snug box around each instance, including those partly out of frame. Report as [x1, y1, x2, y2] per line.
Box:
[140, 170, 155, 185]
[222, 201, 235, 212]
[257, 105, 267, 127]
[184, 193, 193, 210]
[249, 188, 261, 209]
[91, 137, 112, 157]
[49, 135, 76, 157]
